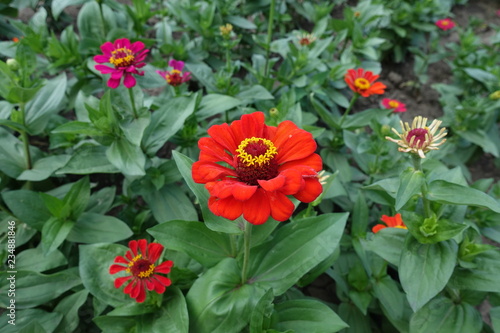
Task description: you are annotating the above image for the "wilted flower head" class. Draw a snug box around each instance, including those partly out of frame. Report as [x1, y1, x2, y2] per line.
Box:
[298, 33, 317, 46]
[345, 68, 386, 97]
[372, 213, 406, 233]
[436, 18, 456, 31]
[94, 38, 149, 89]
[386, 116, 447, 158]
[220, 23, 233, 38]
[157, 59, 191, 87]
[382, 98, 406, 113]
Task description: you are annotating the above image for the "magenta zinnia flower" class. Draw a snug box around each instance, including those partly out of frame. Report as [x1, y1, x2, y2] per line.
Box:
[109, 239, 173, 303]
[156, 59, 191, 87]
[382, 98, 407, 113]
[435, 18, 456, 31]
[94, 38, 149, 89]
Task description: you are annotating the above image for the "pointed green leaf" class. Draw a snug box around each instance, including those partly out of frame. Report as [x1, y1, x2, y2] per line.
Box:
[16, 247, 67, 272]
[106, 138, 146, 176]
[66, 212, 132, 243]
[41, 217, 75, 255]
[449, 250, 500, 293]
[53, 290, 89, 333]
[364, 228, 406, 266]
[395, 168, 424, 211]
[2, 190, 51, 230]
[56, 146, 119, 175]
[143, 185, 198, 223]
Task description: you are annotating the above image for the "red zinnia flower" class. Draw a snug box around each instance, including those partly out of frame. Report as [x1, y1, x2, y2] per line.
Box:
[382, 98, 407, 113]
[192, 112, 323, 225]
[435, 18, 456, 31]
[372, 213, 407, 233]
[156, 59, 191, 87]
[94, 38, 149, 89]
[109, 239, 173, 303]
[344, 69, 386, 98]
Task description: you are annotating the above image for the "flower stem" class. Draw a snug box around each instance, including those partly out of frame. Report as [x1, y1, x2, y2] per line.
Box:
[264, 0, 276, 78]
[411, 155, 432, 218]
[339, 93, 359, 127]
[241, 220, 252, 284]
[128, 88, 139, 119]
[18, 102, 32, 170]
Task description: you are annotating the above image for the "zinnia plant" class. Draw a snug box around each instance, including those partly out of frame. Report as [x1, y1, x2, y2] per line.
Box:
[192, 112, 323, 225]
[157, 59, 192, 87]
[94, 38, 149, 89]
[382, 98, 407, 113]
[386, 116, 447, 158]
[344, 68, 387, 98]
[109, 239, 173, 303]
[372, 213, 407, 233]
[435, 18, 456, 31]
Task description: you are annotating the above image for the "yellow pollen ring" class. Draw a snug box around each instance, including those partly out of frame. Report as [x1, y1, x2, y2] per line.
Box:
[388, 100, 399, 108]
[137, 264, 155, 278]
[236, 137, 278, 166]
[109, 47, 135, 67]
[354, 78, 371, 90]
[166, 70, 182, 83]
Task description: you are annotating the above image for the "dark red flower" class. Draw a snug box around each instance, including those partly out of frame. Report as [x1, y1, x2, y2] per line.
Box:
[344, 68, 386, 97]
[94, 38, 149, 89]
[372, 213, 407, 233]
[156, 59, 191, 87]
[109, 239, 173, 303]
[192, 112, 323, 225]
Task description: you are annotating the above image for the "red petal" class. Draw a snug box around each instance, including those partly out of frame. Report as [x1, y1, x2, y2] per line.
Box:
[155, 260, 174, 274]
[135, 284, 146, 303]
[153, 278, 167, 294]
[230, 112, 267, 144]
[372, 224, 386, 233]
[114, 276, 132, 288]
[130, 280, 143, 299]
[207, 123, 238, 154]
[198, 137, 234, 165]
[231, 182, 258, 200]
[145, 279, 155, 291]
[147, 242, 164, 263]
[243, 189, 270, 225]
[268, 192, 295, 221]
[192, 161, 237, 183]
[154, 274, 172, 287]
[113, 255, 129, 265]
[123, 279, 135, 294]
[107, 78, 121, 89]
[211, 196, 244, 220]
[137, 239, 147, 256]
[293, 178, 323, 203]
[258, 174, 286, 192]
[278, 169, 304, 195]
[210, 180, 238, 199]
[279, 154, 323, 172]
[95, 64, 116, 74]
[100, 41, 114, 54]
[123, 73, 136, 88]
[130, 41, 145, 53]
[129, 240, 139, 256]
[109, 264, 127, 274]
[273, 122, 317, 164]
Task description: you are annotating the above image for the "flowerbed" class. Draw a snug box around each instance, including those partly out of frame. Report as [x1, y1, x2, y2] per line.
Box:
[0, 0, 500, 332]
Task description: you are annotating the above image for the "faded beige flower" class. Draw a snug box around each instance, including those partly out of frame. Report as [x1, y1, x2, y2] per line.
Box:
[386, 116, 447, 158]
[298, 33, 317, 46]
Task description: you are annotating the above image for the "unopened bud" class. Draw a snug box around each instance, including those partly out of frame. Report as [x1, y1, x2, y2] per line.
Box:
[269, 107, 279, 118]
[6, 58, 19, 71]
[489, 90, 500, 100]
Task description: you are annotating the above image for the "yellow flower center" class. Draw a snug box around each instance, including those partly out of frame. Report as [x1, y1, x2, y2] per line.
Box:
[441, 20, 449, 26]
[236, 137, 278, 167]
[109, 47, 135, 67]
[126, 254, 156, 279]
[388, 100, 399, 108]
[354, 78, 371, 90]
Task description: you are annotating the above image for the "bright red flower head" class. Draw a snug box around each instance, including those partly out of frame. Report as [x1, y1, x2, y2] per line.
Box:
[192, 112, 323, 225]
[344, 68, 386, 98]
[435, 18, 456, 31]
[109, 239, 173, 303]
[94, 38, 149, 89]
[372, 213, 407, 233]
[156, 59, 192, 87]
[382, 98, 407, 113]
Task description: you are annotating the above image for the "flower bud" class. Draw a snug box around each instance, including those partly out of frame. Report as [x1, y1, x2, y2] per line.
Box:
[6, 58, 19, 71]
[489, 90, 500, 100]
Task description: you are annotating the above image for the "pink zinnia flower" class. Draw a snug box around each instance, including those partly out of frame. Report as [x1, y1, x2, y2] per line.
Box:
[94, 38, 149, 89]
[109, 239, 173, 303]
[156, 60, 192, 87]
[382, 98, 407, 113]
[435, 18, 456, 31]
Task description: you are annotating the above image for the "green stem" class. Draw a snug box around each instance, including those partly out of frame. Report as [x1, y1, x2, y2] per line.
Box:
[18, 103, 32, 170]
[339, 93, 359, 127]
[411, 155, 432, 218]
[264, 0, 276, 78]
[241, 221, 252, 284]
[128, 88, 139, 119]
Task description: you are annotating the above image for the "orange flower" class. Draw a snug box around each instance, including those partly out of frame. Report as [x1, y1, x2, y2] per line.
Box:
[192, 112, 323, 225]
[372, 213, 407, 233]
[344, 68, 386, 97]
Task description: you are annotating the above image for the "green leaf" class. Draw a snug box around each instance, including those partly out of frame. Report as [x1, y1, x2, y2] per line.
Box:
[79, 243, 132, 307]
[249, 289, 275, 333]
[236, 85, 274, 104]
[338, 302, 372, 333]
[2, 190, 51, 230]
[457, 129, 499, 157]
[93, 316, 136, 333]
[77, 1, 106, 48]
[7, 86, 43, 104]
[66, 212, 133, 243]
[186, 258, 267, 333]
[148, 220, 233, 268]
[0, 268, 81, 309]
[0, 127, 30, 178]
[351, 191, 368, 236]
[463, 67, 497, 88]
[51, 121, 102, 136]
[372, 276, 410, 332]
[172, 151, 241, 234]
[410, 296, 482, 333]
[53, 290, 89, 333]
[491, 307, 500, 333]
[403, 212, 468, 244]
[197, 94, 242, 120]
[143, 185, 198, 223]
[395, 168, 424, 211]
[226, 15, 257, 29]
[52, 0, 87, 19]
[24, 73, 67, 135]
[56, 146, 119, 175]
[17, 155, 71, 181]
[428, 180, 500, 213]
[86, 186, 115, 214]
[106, 138, 146, 176]
[251, 213, 348, 295]
[16, 247, 67, 272]
[41, 216, 75, 255]
[0, 309, 62, 333]
[63, 176, 90, 220]
[364, 228, 406, 266]
[274, 299, 348, 333]
[399, 237, 458, 311]
[449, 250, 500, 293]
